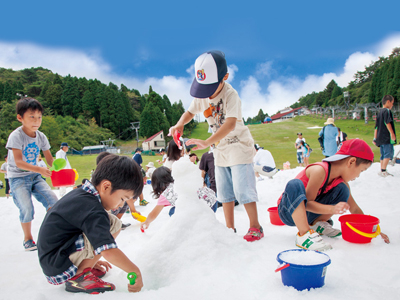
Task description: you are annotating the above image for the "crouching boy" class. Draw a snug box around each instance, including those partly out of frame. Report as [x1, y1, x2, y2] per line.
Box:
[38, 155, 144, 294]
[277, 139, 389, 251]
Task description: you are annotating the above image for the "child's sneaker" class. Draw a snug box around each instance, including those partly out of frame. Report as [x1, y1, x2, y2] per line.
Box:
[243, 226, 264, 242]
[140, 199, 149, 206]
[296, 229, 332, 251]
[65, 268, 115, 294]
[121, 223, 131, 230]
[378, 171, 393, 177]
[23, 239, 37, 251]
[91, 268, 106, 278]
[257, 176, 264, 182]
[310, 221, 341, 237]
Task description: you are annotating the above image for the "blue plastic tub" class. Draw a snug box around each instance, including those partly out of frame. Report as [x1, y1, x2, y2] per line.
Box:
[276, 249, 331, 291]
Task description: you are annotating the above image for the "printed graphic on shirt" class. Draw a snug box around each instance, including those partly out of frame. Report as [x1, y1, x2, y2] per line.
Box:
[23, 142, 39, 165]
[162, 183, 178, 206]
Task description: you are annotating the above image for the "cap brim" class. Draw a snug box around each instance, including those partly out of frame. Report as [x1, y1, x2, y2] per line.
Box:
[322, 154, 350, 162]
[190, 78, 220, 98]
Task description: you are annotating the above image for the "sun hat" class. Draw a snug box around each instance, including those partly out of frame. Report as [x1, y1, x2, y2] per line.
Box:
[190, 50, 228, 98]
[146, 162, 155, 168]
[323, 139, 374, 162]
[324, 118, 335, 125]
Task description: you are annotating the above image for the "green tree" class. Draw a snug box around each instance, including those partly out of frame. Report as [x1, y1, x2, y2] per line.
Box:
[2, 82, 15, 103]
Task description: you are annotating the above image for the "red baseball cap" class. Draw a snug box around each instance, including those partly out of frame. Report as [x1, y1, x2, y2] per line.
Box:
[323, 139, 374, 162]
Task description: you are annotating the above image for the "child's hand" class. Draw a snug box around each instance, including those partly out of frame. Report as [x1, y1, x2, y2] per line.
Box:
[140, 222, 148, 232]
[93, 260, 112, 272]
[169, 124, 183, 137]
[40, 167, 52, 178]
[186, 139, 210, 151]
[380, 232, 390, 244]
[128, 274, 143, 293]
[331, 202, 350, 214]
[132, 211, 141, 219]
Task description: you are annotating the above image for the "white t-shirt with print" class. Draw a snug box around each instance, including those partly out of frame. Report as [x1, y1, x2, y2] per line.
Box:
[295, 138, 305, 153]
[188, 82, 255, 167]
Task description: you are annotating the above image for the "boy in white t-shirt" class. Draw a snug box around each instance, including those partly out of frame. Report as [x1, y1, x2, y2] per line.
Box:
[295, 133, 306, 167]
[170, 50, 263, 242]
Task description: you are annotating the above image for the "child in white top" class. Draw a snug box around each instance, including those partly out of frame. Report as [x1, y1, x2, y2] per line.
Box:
[141, 167, 217, 230]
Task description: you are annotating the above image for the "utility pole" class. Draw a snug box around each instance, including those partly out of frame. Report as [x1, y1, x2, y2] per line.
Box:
[131, 122, 140, 148]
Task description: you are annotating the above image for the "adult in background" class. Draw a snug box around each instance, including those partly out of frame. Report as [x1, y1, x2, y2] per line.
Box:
[0, 155, 10, 198]
[295, 133, 306, 167]
[199, 147, 216, 194]
[56, 142, 72, 197]
[319, 118, 338, 157]
[253, 144, 278, 181]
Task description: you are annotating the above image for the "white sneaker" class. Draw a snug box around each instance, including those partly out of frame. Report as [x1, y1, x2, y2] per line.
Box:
[310, 221, 341, 237]
[257, 176, 264, 182]
[378, 171, 393, 177]
[296, 230, 332, 251]
[388, 159, 396, 167]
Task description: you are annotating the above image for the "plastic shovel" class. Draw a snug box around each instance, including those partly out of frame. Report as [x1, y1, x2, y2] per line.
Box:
[49, 158, 67, 172]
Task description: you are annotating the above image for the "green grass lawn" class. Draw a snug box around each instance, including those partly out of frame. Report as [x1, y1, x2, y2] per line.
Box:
[1, 115, 395, 197]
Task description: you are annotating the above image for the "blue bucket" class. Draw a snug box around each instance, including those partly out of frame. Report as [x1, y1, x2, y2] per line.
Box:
[276, 249, 331, 291]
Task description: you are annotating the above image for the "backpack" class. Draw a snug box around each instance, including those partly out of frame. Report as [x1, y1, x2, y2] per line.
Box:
[318, 126, 326, 150]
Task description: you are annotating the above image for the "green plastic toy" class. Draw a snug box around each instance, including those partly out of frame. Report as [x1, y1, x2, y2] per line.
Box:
[127, 272, 137, 285]
[49, 158, 67, 172]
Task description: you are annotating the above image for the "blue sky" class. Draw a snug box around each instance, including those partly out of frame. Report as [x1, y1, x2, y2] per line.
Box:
[1, 0, 400, 118]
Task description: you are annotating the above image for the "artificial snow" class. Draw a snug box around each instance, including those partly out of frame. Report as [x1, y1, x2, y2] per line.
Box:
[279, 250, 330, 265]
[1, 161, 399, 299]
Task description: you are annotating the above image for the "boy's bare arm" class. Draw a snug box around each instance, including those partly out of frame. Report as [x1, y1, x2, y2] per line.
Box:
[43, 149, 54, 167]
[170, 111, 195, 136]
[186, 117, 236, 150]
[386, 123, 396, 141]
[101, 248, 143, 292]
[12, 148, 52, 177]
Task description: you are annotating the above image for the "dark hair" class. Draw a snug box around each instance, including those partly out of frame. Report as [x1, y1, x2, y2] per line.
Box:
[96, 151, 112, 165]
[355, 157, 373, 166]
[167, 139, 182, 161]
[382, 95, 394, 105]
[81, 178, 89, 184]
[189, 153, 199, 163]
[300, 140, 305, 146]
[297, 132, 302, 135]
[151, 166, 174, 198]
[92, 154, 143, 198]
[16, 97, 44, 117]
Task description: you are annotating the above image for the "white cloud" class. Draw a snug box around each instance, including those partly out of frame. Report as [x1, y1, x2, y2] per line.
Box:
[1, 34, 400, 120]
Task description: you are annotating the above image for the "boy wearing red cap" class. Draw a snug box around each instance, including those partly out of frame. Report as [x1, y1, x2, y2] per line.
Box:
[277, 139, 389, 251]
[170, 50, 263, 242]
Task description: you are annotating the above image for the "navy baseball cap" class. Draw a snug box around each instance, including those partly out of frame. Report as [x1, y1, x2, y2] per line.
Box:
[61, 142, 69, 147]
[190, 50, 228, 98]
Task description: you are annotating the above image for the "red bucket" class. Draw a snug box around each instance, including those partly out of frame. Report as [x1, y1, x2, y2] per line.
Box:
[339, 214, 380, 244]
[268, 207, 285, 226]
[51, 169, 76, 187]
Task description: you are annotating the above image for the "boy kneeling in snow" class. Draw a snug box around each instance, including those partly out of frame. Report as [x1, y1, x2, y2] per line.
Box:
[38, 155, 144, 294]
[278, 139, 390, 251]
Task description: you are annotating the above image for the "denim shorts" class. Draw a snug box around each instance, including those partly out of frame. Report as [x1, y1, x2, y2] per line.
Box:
[278, 179, 349, 226]
[380, 144, 394, 160]
[296, 152, 303, 163]
[9, 173, 58, 223]
[215, 163, 258, 205]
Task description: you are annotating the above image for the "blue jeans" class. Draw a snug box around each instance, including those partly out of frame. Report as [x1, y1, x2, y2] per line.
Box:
[296, 152, 303, 164]
[380, 144, 394, 160]
[278, 179, 349, 226]
[9, 173, 58, 223]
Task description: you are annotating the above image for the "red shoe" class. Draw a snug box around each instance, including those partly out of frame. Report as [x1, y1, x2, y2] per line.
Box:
[243, 226, 264, 242]
[91, 267, 106, 278]
[65, 268, 115, 294]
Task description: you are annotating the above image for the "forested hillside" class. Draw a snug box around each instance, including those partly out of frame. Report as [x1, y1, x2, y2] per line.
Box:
[291, 47, 400, 109]
[0, 68, 195, 157]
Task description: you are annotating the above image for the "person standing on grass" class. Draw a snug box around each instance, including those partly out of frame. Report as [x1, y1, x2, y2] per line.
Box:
[0, 155, 11, 198]
[319, 118, 338, 157]
[5, 98, 58, 251]
[170, 50, 263, 242]
[295, 133, 305, 167]
[373, 95, 397, 177]
[56, 142, 72, 197]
